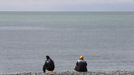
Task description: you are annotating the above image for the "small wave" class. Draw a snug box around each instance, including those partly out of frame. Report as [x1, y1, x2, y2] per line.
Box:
[0, 26, 45, 30]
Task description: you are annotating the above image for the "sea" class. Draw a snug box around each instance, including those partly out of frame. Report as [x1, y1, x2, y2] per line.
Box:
[0, 11, 134, 73]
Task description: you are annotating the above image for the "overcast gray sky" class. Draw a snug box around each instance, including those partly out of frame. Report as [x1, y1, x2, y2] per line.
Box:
[0, 0, 134, 11]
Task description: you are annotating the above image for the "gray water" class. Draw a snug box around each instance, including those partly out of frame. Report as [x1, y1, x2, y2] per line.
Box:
[0, 12, 134, 73]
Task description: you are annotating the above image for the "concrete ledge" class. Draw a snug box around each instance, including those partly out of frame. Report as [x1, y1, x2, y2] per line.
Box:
[1, 71, 134, 75]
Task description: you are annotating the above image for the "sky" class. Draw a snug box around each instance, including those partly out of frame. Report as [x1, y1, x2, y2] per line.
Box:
[0, 0, 134, 11]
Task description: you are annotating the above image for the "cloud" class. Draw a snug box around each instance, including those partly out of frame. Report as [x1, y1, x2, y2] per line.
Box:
[0, 0, 133, 5]
[0, 0, 134, 11]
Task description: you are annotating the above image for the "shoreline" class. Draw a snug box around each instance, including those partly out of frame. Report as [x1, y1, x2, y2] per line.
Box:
[1, 70, 134, 75]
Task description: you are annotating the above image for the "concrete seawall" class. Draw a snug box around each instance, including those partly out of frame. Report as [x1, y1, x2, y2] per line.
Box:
[1, 71, 134, 75]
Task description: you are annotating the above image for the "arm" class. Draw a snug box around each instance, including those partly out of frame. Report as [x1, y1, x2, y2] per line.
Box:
[43, 64, 46, 73]
[76, 61, 79, 66]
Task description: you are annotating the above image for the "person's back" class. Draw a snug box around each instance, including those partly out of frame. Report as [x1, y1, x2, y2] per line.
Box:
[45, 58, 55, 71]
[74, 56, 87, 72]
[43, 56, 55, 73]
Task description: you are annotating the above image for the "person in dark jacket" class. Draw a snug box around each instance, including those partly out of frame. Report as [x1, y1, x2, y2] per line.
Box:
[43, 55, 55, 74]
[74, 55, 87, 72]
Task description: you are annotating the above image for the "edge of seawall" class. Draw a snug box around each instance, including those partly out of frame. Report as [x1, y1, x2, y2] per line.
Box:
[1, 70, 134, 75]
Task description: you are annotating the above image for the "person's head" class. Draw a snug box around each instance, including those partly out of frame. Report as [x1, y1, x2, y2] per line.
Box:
[79, 55, 84, 60]
[46, 55, 50, 59]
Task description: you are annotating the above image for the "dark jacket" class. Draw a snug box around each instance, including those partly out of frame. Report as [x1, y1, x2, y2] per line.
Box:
[74, 60, 87, 72]
[43, 56, 55, 72]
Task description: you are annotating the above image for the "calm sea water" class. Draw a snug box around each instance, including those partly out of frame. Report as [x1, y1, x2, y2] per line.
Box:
[0, 12, 134, 73]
